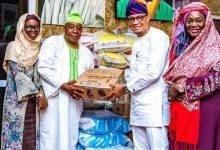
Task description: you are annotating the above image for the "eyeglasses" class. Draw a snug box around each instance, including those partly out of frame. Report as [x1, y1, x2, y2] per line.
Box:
[24, 25, 40, 31]
[127, 15, 147, 23]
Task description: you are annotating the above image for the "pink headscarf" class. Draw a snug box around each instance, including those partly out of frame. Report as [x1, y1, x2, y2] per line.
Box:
[164, 2, 220, 86]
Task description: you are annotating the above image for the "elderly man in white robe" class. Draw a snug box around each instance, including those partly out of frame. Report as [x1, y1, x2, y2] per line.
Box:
[111, 0, 170, 150]
[38, 11, 94, 150]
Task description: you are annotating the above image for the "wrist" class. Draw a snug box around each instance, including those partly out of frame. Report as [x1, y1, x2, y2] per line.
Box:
[123, 84, 129, 94]
[60, 84, 65, 90]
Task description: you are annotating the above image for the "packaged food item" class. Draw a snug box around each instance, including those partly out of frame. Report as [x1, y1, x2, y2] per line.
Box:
[74, 68, 123, 100]
[112, 100, 130, 119]
[100, 52, 129, 69]
[94, 31, 132, 53]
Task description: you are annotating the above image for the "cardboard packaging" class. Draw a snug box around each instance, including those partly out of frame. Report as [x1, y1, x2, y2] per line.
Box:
[74, 68, 124, 100]
[112, 100, 130, 119]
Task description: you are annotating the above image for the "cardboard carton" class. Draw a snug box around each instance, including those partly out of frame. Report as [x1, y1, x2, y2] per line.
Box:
[74, 68, 123, 100]
[112, 100, 130, 119]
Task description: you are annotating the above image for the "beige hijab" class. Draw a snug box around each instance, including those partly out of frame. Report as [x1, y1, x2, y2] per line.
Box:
[3, 13, 42, 72]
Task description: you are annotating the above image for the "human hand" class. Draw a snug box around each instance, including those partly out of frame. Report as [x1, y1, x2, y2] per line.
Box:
[61, 81, 84, 100]
[36, 92, 48, 110]
[113, 84, 126, 97]
[168, 83, 185, 101]
[108, 84, 126, 101]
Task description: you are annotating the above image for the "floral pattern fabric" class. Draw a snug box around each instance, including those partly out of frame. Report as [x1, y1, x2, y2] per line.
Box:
[186, 69, 220, 101]
[1, 61, 40, 150]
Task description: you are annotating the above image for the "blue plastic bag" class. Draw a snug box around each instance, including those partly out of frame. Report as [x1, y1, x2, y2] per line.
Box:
[79, 110, 130, 134]
[78, 131, 133, 148]
[77, 144, 134, 150]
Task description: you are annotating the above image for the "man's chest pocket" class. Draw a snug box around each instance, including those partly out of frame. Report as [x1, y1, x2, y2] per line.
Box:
[132, 51, 151, 73]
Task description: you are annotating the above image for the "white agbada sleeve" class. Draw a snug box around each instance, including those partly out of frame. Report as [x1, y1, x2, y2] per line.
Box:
[38, 37, 63, 97]
[126, 32, 169, 93]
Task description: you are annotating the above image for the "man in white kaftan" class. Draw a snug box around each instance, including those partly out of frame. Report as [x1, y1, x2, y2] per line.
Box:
[38, 11, 94, 150]
[126, 26, 170, 150]
[112, 0, 170, 150]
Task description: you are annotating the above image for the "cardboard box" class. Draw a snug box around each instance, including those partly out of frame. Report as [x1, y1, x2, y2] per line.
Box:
[112, 100, 130, 119]
[74, 68, 123, 100]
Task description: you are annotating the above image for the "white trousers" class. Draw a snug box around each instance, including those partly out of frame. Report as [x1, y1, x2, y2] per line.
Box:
[132, 126, 168, 150]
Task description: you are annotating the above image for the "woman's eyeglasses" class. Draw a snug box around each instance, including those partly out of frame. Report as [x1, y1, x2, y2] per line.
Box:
[128, 15, 147, 24]
[24, 25, 40, 31]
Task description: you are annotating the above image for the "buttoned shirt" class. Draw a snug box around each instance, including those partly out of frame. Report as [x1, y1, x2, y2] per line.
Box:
[125, 27, 170, 127]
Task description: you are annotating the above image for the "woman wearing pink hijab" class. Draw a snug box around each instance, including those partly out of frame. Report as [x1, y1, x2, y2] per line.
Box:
[164, 2, 220, 150]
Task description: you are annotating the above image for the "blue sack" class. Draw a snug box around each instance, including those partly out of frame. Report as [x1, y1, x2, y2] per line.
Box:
[77, 144, 134, 150]
[79, 110, 130, 134]
[78, 131, 133, 148]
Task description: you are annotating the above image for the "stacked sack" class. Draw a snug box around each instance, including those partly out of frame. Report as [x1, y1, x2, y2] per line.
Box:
[77, 110, 134, 150]
[93, 31, 137, 69]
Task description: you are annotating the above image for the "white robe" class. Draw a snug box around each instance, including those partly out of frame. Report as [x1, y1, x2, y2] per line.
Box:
[125, 27, 170, 127]
[37, 35, 94, 150]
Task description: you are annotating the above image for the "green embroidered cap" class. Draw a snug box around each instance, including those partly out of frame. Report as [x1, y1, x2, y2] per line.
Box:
[65, 11, 82, 24]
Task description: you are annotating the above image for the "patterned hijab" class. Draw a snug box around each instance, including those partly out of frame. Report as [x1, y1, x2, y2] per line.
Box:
[126, 0, 148, 17]
[3, 13, 42, 72]
[164, 2, 220, 85]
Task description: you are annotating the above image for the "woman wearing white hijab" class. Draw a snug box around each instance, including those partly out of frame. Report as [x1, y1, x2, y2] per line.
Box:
[1, 13, 47, 150]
